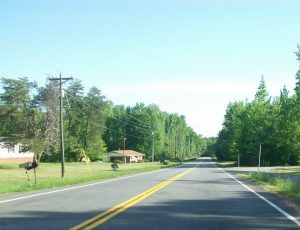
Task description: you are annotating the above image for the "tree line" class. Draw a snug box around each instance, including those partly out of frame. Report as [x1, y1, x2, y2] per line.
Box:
[212, 46, 300, 166]
[0, 78, 206, 162]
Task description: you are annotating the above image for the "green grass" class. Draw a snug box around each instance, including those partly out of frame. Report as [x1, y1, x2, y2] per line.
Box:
[272, 167, 300, 174]
[244, 173, 300, 204]
[215, 161, 237, 168]
[0, 161, 181, 195]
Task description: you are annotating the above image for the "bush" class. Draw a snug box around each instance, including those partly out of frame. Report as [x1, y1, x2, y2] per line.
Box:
[113, 160, 123, 164]
[160, 160, 169, 165]
[111, 163, 119, 171]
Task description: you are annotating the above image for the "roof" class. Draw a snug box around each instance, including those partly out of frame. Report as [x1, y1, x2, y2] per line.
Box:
[108, 150, 145, 157]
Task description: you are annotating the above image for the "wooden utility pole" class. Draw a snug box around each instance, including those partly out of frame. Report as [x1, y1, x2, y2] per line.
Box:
[49, 74, 72, 178]
[152, 130, 155, 163]
[258, 144, 262, 174]
[123, 137, 127, 164]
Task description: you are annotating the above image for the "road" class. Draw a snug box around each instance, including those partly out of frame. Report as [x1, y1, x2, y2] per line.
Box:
[0, 158, 299, 229]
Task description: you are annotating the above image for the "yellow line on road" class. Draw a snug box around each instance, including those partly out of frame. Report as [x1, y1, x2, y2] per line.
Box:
[70, 166, 197, 230]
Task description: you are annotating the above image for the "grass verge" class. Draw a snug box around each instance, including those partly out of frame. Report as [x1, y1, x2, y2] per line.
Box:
[215, 161, 237, 168]
[242, 172, 300, 205]
[0, 161, 181, 195]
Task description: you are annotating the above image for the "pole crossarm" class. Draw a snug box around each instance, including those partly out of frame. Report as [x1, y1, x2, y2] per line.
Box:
[48, 77, 73, 81]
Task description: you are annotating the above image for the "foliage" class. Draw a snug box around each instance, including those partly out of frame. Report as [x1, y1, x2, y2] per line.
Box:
[113, 160, 123, 164]
[103, 103, 206, 161]
[111, 162, 119, 171]
[0, 78, 45, 160]
[214, 47, 300, 166]
[160, 160, 169, 165]
[0, 77, 205, 163]
[203, 137, 216, 157]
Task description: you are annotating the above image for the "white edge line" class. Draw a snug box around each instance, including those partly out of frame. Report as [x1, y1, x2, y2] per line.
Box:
[212, 162, 300, 227]
[0, 163, 191, 205]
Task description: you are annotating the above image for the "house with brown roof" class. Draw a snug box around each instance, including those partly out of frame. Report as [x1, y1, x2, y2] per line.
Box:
[108, 150, 145, 163]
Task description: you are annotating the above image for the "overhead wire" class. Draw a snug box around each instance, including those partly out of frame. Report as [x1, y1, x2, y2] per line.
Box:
[108, 115, 151, 132]
[64, 92, 146, 140]
[124, 113, 153, 128]
[65, 92, 152, 132]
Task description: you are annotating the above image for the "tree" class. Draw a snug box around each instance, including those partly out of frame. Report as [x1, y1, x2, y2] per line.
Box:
[83, 87, 109, 160]
[36, 81, 60, 161]
[215, 47, 300, 166]
[215, 101, 245, 161]
[0, 77, 44, 160]
[238, 77, 272, 166]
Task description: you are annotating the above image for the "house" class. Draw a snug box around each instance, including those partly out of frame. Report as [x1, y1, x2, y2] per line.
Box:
[0, 142, 34, 163]
[108, 150, 145, 163]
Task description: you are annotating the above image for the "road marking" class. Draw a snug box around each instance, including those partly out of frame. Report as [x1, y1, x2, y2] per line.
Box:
[0, 167, 174, 205]
[213, 162, 300, 227]
[70, 166, 197, 230]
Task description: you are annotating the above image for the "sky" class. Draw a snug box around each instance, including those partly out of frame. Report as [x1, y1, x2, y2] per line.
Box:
[1, 0, 300, 137]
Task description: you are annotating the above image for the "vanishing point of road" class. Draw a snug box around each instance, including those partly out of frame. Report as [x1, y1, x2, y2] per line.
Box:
[0, 158, 299, 229]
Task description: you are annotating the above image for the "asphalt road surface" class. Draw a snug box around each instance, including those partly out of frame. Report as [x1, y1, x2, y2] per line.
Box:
[0, 158, 299, 229]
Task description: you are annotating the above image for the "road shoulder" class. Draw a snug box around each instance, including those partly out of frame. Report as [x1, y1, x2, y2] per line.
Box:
[222, 166, 300, 222]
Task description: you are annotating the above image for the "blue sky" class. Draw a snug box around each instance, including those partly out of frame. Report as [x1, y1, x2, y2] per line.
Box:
[1, 0, 300, 137]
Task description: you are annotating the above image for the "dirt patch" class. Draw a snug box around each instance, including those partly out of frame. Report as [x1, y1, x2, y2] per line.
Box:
[0, 157, 33, 163]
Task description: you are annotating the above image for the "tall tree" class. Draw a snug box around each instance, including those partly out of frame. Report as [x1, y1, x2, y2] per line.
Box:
[215, 101, 245, 161]
[0, 77, 44, 160]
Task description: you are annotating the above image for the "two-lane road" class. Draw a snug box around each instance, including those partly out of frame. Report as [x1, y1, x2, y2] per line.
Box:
[0, 158, 299, 229]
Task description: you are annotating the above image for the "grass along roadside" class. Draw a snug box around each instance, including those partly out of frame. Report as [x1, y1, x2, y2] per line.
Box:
[214, 161, 237, 168]
[0, 161, 181, 195]
[240, 172, 300, 205]
[271, 167, 300, 174]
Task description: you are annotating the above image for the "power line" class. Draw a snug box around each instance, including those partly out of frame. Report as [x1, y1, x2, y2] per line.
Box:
[109, 115, 151, 132]
[66, 92, 152, 132]
[124, 113, 153, 128]
[64, 92, 146, 140]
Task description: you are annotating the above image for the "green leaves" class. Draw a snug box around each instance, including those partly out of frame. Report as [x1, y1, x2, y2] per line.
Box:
[215, 47, 300, 166]
[0, 77, 204, 163]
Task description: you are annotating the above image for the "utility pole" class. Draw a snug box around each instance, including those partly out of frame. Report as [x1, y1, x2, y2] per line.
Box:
[258, 144, 262, 174]
[49, 74, 72, 178]
[123, 137, 127, 164]
[152, 130, 155, 163]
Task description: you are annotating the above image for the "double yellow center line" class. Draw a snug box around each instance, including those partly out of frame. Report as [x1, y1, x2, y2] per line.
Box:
[71, 166, 197, 230]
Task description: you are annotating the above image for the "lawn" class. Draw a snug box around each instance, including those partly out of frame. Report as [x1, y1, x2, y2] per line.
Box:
[215, 161, 237, 168]
[271, 167, 300, 174]
[0, 161, 181, 195]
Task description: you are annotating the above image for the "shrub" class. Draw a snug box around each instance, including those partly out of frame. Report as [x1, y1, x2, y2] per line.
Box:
[114, 160, 123, 164]
[111, 163, 119, 171]
[160, 160, 169, 165]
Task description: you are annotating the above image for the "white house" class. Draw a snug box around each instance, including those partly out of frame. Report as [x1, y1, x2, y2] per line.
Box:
[0, 143, 34, 163]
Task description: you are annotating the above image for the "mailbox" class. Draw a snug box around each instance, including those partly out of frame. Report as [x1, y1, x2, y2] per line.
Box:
[19, 161, 39, 170]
